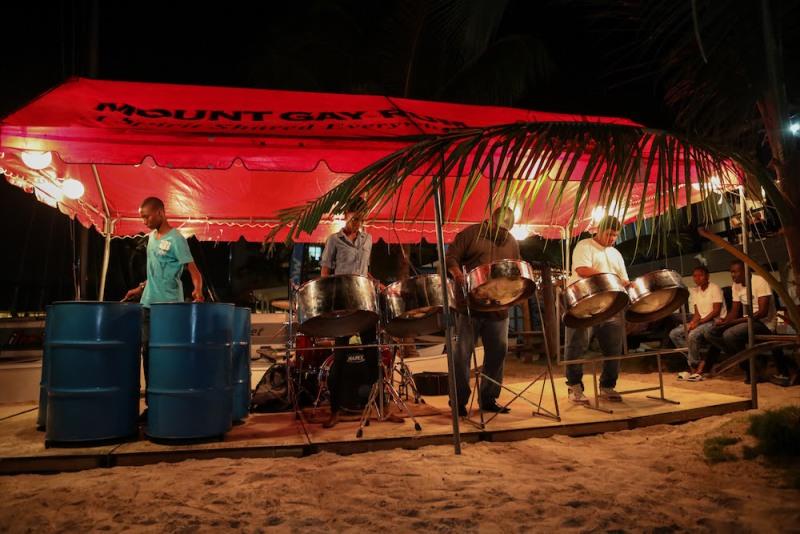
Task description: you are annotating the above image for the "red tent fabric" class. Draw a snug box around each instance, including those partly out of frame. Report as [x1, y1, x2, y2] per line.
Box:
[0, 78, 733, 242]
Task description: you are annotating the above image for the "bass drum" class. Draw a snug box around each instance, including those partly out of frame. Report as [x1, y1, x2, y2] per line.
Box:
[317, 351, 377, 412]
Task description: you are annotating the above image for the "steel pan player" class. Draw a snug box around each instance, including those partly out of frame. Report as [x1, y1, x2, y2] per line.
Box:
[564, 216, 629, 405]
[319, 197, 383, 428]
[446, 206, 520, 416]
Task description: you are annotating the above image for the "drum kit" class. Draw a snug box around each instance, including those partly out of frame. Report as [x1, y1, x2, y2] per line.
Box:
[562, 269, 689, 328]
[269, 258, 556, 436]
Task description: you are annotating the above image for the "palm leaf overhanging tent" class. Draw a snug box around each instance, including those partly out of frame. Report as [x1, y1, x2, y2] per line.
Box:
[268, 120, 758, 254]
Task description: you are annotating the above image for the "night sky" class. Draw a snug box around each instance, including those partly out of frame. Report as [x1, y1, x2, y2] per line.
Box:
[0, 1, 677, 310]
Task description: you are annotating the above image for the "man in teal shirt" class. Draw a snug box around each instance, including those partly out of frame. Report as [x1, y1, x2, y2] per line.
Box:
[124, 197, 204, 384]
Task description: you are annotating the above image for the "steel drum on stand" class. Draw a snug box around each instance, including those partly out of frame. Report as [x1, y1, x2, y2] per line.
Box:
[382, 274, 456, 337]
[45, 302, 142, 444]
[626, 269, 689, 323]
[465, 259, 537, 311]
[147, 302, 234, 440]
[295, 274, 379, 338]
[562, 273, 630, 328]
[232, 307, 252, 422]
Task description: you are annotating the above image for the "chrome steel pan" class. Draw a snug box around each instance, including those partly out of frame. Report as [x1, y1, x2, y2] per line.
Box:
[465, 259, 536, 311]
[295, 274, 379, 337]
[625, 269, 689, 323]
[562, 273, 629, 328]
[381, 274, 455, 337]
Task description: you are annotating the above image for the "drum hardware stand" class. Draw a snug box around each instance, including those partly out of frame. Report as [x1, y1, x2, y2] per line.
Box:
[356, 334, 423, 439]
[583, 348, 684, 413]
[392, 354, 423, 404]
[461, 273, 561, 429]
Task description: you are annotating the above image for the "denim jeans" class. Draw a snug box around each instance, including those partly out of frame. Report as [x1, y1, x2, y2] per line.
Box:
[669, 321, 714, 366]
[564, 315, 623, 389]
[705, 320, 792, 377]
[453, 312, 509, 407]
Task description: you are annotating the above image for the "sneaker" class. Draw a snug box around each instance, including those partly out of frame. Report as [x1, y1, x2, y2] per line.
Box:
[599, 387, 623, 402]
[568, 384, 590, 404]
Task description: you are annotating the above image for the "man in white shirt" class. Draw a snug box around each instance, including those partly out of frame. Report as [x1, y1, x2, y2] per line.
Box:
[564, 216, 628, 404]
[705, 260, 784, 383]
[668, 266, 726, 379]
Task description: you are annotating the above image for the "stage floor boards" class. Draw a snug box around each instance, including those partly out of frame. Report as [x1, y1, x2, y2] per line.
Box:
[0, 377, 751, 474]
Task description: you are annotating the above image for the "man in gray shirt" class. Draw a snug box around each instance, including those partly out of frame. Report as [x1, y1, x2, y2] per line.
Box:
[319, 197, 380, 428]
[446, 207, 520, 416]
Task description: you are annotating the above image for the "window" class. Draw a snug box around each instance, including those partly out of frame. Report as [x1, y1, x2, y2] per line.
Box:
[308, 245, 322, 261]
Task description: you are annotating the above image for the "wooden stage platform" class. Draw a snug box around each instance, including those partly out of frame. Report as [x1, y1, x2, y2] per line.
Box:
[0, 377, 751, 475]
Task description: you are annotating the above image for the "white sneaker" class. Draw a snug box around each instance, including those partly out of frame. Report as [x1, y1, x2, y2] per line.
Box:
[568, 384, 590, 404]
[599, 387, 623, 402]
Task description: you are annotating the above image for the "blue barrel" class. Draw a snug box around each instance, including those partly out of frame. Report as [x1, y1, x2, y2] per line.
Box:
[45, 302, 142, 443]
[36, 306, 52, 430]
[232, 307, 252, 422]
[147, 303, 234, 439]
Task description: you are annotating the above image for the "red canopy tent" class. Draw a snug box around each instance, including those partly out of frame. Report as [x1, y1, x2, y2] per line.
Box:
[0, 78, 733, 246]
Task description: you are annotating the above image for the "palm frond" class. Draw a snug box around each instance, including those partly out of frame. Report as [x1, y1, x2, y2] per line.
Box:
[265, 121, 785, 254]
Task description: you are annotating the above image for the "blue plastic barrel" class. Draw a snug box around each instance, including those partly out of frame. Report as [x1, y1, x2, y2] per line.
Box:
[147, 302, 234, 439]
[232, 307, 252, 422]
[36, 306, 52, 430]
[45, 302, 142, 443]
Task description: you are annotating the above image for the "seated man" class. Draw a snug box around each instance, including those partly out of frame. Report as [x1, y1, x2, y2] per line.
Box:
[705, 260, 789, 383]
[669, 266, 726, 380]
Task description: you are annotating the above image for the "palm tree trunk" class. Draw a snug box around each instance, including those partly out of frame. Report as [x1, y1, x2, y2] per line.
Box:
[759, 0, 800, 303]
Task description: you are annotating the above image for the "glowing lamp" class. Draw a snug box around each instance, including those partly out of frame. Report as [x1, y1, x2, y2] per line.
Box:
[62, 178, 85, 199]
[20, 150, 52, 170]
[510, 224, 531, 241]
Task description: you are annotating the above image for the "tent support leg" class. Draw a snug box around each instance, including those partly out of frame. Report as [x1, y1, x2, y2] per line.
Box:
[433, 183, 462, 455]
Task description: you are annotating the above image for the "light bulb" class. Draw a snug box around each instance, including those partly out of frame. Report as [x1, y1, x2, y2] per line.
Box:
[62, 178, 85, 199]
[20, 151, 52, 170]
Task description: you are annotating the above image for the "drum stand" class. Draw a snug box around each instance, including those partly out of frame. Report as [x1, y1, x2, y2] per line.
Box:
[392, 354, 423, 404]
[568, 311, 686, 414]
[462, 277, 561, 430]
[356, 334, 423, 439]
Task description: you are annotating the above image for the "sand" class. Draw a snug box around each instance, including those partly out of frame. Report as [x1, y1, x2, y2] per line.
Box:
[1, 362, 799, 533]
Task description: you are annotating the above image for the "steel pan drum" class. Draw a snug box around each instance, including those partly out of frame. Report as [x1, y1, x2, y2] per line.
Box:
[382, 274, 456, 337]
[563, 273, 630, 328]
[296, 274, 379, 338]
[626, 269, 689, 323]
[465, 259, 536, 311]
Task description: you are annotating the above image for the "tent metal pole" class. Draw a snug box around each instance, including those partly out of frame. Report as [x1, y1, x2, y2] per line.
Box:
[92, 164, 112, 301]
[433, 183, 462, 455]
[739, 186, 757, 408]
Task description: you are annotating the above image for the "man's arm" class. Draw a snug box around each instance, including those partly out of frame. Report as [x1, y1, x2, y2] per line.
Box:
[752, 295, 771, 321]
[320, 235, 336, 277]
[186, 262, 204, 302]
[123, 281, 146, 302]
[445, 230, 468, 285]
[718, 301, 743, 325]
